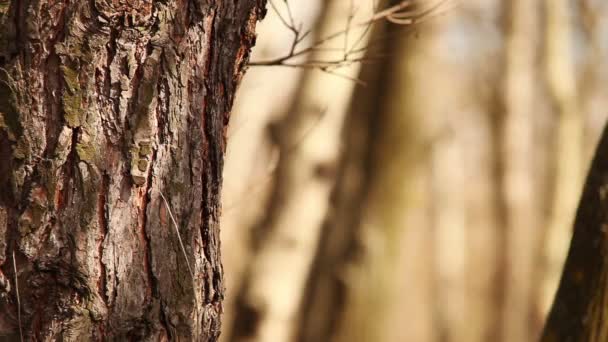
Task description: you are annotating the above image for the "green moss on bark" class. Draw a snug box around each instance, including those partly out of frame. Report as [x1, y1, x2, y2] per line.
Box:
[61, 65, 84, 127]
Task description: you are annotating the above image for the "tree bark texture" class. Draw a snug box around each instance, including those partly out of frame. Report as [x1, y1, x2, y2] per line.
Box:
[0, 0, 265, 340]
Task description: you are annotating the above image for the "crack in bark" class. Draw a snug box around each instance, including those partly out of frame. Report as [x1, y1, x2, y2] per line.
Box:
[42, 50, 62, 161]
[60, 127, 79, 210]
[138, 148, 157, 305]
[97, 172, 109, 305]
[111, 243, 119, 310]
[106, 26, 122, 140]
[159, 299, 172, 340]
[12, 0, 22, 55]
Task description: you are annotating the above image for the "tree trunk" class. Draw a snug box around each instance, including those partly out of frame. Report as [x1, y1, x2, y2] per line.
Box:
[297, 12, 438, 342]
[540, 122, 608, 341]
[538, 0, 583, 319]
[540, 1, 608, 340]
[499, 0, 547, 340]
[0, 1, 265, 340]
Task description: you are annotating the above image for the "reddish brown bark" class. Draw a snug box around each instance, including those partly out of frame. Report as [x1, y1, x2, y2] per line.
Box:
[0, 1, 265, 340]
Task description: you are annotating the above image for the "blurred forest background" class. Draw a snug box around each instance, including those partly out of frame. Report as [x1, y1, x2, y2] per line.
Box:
[219, 0, 608, 341]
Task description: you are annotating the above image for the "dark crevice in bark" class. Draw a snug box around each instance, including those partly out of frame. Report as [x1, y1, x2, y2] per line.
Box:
[106, 26, 121, 139]
[42, 51, 62, 161]
[61, 127, 79, 207]
[16, 170, 34, 215]
[97, 172, 109, 305]
[126, 53, 145, 132]
[12, 0, 22, 55]
[198, 8, 223, 308]
[203, 11, 222, 182]
[201, 168, 219, 304]
[159, 298, 172, 340]
[0, 132, 15, 205]
[111, 240, 119, 313]
[40, 0, 67, 161]
[0, 206, 18, 333]
[156, 63, 169, 146]
[140, 150, 158, 305]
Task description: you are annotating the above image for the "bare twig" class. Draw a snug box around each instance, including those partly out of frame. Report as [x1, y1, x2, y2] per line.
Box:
[12, 251, 23, 342]
[250, 0, 455, 69]
[159, 191, 195, 281]
[268, 0, 312, 58]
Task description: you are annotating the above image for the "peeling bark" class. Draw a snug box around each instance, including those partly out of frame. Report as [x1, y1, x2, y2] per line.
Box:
[0, 0, 266, 340]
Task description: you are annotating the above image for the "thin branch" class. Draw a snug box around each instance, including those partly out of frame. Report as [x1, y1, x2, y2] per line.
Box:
[348, 4, 375, 56]
[320, 67, 367, 85]
[283, 0, 298, 31]
[343, 0, 356, 61]
[250, 0, 455, 69]
[159, 191, 195, 281]
[268, 0, 293, 33]
[268, 0, 311, 58]
[13, 251, 23, 342]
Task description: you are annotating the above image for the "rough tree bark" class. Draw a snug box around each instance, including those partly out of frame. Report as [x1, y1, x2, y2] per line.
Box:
[0, 0, 265, 340]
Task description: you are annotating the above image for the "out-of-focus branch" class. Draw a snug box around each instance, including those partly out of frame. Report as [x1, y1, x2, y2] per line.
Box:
[249, 0, 454, 70]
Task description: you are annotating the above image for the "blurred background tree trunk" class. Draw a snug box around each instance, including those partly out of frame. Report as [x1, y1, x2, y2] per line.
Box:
[298, 2, 506, 342]
[499, 0, 548, 340]
[298, 14, 438, 341]
[539, 0, 608, 340]
[226, 1, 370, 342]
[537, 0, 583, 319]
[219, 0, 608, 341]
[219, 2, 320, 339]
